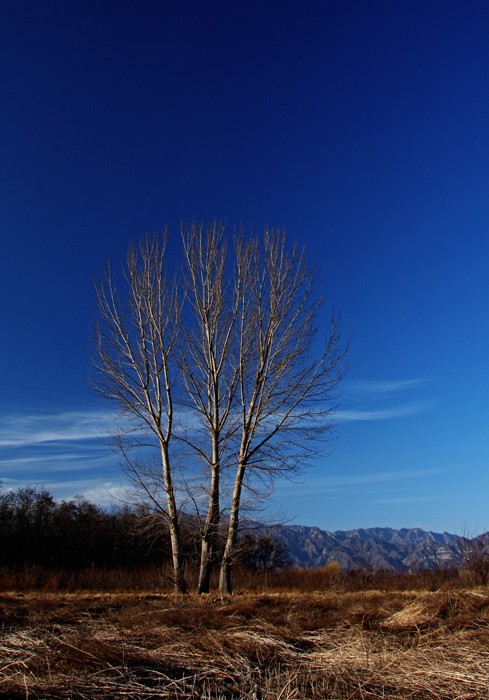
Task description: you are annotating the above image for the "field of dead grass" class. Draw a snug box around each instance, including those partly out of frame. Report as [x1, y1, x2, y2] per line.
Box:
[1, 588, 489, 699]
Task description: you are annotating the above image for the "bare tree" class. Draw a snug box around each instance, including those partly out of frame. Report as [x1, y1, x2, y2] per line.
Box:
[90, 224, 346, 596]
[218, 229, 347, 594]
[90, 234, 187, 593]
[178, 222, 243, 593]
[463, 532, 489, 586]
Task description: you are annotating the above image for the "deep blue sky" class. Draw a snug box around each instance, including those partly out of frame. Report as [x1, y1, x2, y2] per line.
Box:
[2, 0, 489, 534]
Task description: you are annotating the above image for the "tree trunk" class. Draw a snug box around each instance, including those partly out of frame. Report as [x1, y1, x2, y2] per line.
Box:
[197, 537, 214, 593]
[219, 462, 245, 595]
[168, 516, 186, 594]
[219, 555, 232, 595]
[161, 443, 186, 594]
[197, 455, 220, 594]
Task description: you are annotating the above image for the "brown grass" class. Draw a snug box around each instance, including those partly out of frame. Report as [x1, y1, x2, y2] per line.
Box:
[2, 588, 489, 699]
[0, 563, 465, 595]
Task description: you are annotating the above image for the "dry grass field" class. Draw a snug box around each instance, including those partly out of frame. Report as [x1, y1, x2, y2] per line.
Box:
[2, 587, 489, 699]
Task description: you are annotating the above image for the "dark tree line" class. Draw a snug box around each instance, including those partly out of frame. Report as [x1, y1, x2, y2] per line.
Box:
[0, 487, 288, 578]
[0, 487, 166, 570]
[235, 533, 290, 574]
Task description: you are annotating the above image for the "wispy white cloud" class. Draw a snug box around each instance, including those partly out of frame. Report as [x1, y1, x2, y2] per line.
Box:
[0, 410, 117, 448]
[0, 451, 118, 476]
[347, 378, 427, 394]
[372, 496, 443, 504]
[79, 482, 128, 506]
[334, 377, 432, 422]
[277, 468, 444, 495]
[334, 401, 430, 422]
[0, 452, 107, 466]
[0, 476, 127, 506]
[0, 379, 428, 445]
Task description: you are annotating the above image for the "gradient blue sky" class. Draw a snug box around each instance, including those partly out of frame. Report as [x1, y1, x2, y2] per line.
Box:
[2, 0, 489, 534]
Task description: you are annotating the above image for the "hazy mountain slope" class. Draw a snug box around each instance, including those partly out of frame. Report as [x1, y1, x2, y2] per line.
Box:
[266, 524, 466, 571]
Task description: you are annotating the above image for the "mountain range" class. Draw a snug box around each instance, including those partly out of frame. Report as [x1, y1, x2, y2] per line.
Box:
[265, 523, 481, 571]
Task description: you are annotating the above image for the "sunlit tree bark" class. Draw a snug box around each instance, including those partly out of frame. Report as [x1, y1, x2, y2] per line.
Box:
[90, 234, 187, 593]
[178, 222, 243, 593]
[218, 229, 347, 594]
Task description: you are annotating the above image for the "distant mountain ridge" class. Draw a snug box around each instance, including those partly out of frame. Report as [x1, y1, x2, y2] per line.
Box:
[265, 523, 469, 571]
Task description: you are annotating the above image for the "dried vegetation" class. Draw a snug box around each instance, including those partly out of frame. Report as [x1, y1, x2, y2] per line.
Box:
[2, 588, 489, 699]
